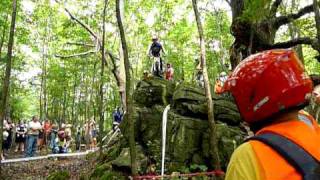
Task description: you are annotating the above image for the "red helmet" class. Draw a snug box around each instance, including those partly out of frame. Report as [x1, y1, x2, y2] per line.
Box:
[223, 49, 313, 124]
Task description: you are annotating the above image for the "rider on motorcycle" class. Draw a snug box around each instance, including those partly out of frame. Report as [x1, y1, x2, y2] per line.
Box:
[147, 36, 166, 77]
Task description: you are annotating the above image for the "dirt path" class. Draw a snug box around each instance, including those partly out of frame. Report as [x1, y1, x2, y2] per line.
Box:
[1, 154, 97, 180]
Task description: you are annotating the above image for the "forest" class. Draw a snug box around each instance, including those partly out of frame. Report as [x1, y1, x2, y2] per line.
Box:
[0, 0, 320, 179]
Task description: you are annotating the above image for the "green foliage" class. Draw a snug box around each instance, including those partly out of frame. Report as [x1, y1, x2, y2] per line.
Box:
[0, 0, 319, 141]
[190, 164, 208, 172]
[242, 0, 273, 22]
[47, 170, 70, 180]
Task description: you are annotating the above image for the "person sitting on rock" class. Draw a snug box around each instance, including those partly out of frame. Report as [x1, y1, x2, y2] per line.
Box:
[224, 49, 320, 180]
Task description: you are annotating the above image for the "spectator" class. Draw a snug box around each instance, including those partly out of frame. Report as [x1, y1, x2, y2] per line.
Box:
[165, 63, 174, 81]
[64, 124, 73, 153]
[196, 70, 204, 87]
[57, 125, 67, 153]
[2, 121, 9, 160]
[214, 78, 223, 94]
[84, 120, 92, 150]
[15, 120, 27, 153]
[75, 126, 82, 151]
[90, 120, 97, 150]
[4, 119, 14, 152]
[112, 107, 123, 132]
[50, 123, 59, 153]
[37, 120, 44, 151]
[43, 119, 52, 146]
[224, 49, 319, 180]
[25, 116, 42, 157]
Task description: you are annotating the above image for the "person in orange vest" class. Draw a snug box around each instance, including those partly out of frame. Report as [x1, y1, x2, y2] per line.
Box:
[223, 49, 320, 180]
[214, 78, 223, 94]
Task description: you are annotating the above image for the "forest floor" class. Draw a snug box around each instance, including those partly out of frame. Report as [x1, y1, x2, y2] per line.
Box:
[1, 150, 97, 180]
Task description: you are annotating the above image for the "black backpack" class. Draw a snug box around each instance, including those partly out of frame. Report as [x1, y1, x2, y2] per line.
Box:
[150, 42, 162, 57]
[249, 132, 320, 180]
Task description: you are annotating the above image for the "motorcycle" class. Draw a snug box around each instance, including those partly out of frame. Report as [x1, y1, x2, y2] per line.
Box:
[150, 56, 165, 78]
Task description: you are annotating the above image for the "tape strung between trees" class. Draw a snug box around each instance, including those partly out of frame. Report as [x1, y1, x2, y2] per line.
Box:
[1, 129, 120, 164]
[0, 149, 98, 164]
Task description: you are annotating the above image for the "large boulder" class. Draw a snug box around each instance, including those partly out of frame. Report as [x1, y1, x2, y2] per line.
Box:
[131, 105, 245, 171]
[133, 77, 176, 106]
[173, 83, 242, 125]
[92, 79, 246, 178]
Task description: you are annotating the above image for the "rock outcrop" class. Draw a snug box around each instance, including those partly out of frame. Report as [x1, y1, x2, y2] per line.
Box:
[91, 78, 246, 179]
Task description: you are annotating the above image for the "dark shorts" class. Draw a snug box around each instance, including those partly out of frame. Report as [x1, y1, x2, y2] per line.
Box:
[38, 131, 44, 139]
[15, 135, 26, 143]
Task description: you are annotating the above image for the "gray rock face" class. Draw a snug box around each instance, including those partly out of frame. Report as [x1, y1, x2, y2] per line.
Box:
[93, 78, 246, 177]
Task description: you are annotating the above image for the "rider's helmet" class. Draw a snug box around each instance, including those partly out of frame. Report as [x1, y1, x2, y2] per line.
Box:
[152, 35, 158, 42]
[222, 49, 313, 124]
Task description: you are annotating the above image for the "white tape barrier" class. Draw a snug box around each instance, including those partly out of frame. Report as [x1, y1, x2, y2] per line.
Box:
[0, 149, 98, 164]
[102, 130, 113, 142]
[103, 128, 120, 148]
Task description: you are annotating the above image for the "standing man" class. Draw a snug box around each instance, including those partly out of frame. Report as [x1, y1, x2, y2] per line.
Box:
[112, 107, 123, 132]
[224, 49, 320, 180]
[25, 116, 42, 157]
[147, 36, 166, 77]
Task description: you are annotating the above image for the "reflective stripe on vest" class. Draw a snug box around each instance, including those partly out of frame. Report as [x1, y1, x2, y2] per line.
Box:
[249, 114, 320, 180]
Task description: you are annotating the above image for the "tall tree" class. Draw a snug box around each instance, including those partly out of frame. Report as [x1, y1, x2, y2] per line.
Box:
[228, 0, 320, 68]
[116, 0, 137, 175]
[192, 0, 221, 170]
[0, 0, 18, 163]
[314, 0, 320, 44]
[0, 14, 8, 61]
[98, 0, 109, 155]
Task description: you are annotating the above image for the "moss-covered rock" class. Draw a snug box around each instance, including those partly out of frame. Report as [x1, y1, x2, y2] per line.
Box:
[91, 79, 246, 179]
[90, 163, 126, 180]
[173, 83, 241, 125]
[47, 170, 70, 180]
[133, 77, 176, 106]
[111, 145, 148, 174]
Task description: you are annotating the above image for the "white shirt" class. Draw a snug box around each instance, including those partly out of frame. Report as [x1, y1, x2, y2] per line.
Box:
[28, 121, 42, 135]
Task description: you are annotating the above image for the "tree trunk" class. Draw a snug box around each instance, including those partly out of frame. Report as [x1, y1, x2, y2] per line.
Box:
[98, 0, 108, 156]
[0, 15, 8, 61]
[289, 0, 304, 63]
[0, 0, 17, 165]
[192, 0, 221, 170]
[229, 0, 319, 67]
[116, 0, 137, 175]
[314, 0, 320, 42]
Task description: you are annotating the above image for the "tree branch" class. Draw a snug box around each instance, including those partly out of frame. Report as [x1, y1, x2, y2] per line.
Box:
[55, 50, 98, 59]
[225, 0, 231, 6]
[63, 8, 99, 40]
[270, 0, 283, 16]
[66, 42, 95, 47]
[274, 4, 314, 28]
[263, 37, 316, 49]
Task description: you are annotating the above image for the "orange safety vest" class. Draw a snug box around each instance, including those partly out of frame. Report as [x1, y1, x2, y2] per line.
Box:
[215, 81, 223, 94]
[249, 112, 320, 180]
